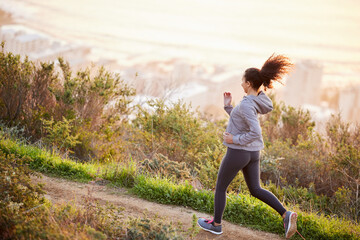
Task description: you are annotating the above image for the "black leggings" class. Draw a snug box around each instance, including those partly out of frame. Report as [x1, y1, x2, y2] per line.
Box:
[214, 148, 286, 223]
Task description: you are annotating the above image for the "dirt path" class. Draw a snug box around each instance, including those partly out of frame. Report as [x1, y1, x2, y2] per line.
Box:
[30, 173, 284, 240]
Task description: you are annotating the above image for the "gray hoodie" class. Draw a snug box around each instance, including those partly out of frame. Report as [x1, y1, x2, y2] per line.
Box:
[223, 91, 273, 151]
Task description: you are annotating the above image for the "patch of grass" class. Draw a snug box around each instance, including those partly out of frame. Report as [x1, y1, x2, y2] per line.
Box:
[0, 136, 93, 181]
[101, 159, 137, 188]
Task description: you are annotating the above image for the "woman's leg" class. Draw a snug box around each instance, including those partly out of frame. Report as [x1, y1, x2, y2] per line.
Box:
[242, 151, 286, 216]
[214, 148, 251, 224]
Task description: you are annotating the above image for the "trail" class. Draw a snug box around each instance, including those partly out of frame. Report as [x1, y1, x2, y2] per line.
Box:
[30, 173, 284, 240]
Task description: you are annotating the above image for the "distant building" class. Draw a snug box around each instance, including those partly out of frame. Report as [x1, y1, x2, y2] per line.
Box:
[0, 25, 49, 55]
[283, 60, 323, 107]
[0, 25, 90, 69]
[339, 85, 360, 123]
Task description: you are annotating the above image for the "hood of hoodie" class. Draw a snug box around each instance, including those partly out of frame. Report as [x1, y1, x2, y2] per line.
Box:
[244, 91, 273, 114]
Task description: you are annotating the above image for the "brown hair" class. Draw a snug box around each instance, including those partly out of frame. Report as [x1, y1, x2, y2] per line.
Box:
[244, 54, 293, 90]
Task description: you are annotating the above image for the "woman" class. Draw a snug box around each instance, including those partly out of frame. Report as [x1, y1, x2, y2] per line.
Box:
[197, 54, 298, 239]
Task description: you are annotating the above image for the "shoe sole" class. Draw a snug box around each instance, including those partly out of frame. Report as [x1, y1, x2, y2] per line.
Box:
[197, 222, 223, 235]
[285, 212, 297, 239]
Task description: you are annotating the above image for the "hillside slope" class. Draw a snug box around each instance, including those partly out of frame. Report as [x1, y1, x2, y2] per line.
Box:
[30, 173, 284, 240]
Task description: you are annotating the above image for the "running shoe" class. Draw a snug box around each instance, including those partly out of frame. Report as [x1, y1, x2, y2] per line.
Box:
[197, 217, 223, 235]
[284, 211, 297, 239]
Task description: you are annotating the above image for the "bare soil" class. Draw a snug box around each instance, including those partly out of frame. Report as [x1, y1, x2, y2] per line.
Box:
[30, 173, 284, 240]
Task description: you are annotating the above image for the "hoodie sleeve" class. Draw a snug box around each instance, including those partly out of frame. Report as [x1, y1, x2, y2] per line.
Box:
[224, 105, 233, 116]
[232, 102, 262, 145]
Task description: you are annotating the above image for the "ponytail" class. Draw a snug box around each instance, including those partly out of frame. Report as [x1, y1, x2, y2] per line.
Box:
[244, 54, 293, 90]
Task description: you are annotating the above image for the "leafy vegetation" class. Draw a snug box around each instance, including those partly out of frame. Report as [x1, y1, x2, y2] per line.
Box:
[1, 46, 360, 239]
[0, 148, 186, 239]
[1, 133, 359, 239]
[131, 99, 222, 165]
[0, 44, 135, 162]
[260, 98, 360, 222]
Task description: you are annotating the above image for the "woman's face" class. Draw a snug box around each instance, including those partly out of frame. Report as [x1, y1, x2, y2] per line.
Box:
[241, 76, 251, 93]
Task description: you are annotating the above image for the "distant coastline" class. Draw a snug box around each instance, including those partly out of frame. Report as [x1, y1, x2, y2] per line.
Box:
[0, 9, 12, 25]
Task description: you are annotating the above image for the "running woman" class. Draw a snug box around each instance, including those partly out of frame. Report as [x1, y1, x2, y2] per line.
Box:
[197, 54, 298, 239]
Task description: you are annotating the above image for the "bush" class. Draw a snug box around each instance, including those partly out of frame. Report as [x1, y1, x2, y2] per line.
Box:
[326, 114, 360, 221]
[0, 46, 136, 162]
[0, 151, 46, 238]
[131, 99, 222, 165]
[263, 135, 327, 189]
[50, 59, 136, 161]
[42, 116, 81, 155]
[260, 96, 315, 145]
[261, 111, 360, 222]
[0, 45, 59, 139]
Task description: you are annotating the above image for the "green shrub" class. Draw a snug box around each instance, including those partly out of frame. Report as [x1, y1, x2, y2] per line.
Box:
[261, 112, 360, 222]
[0, 46, 136, 162]
[0, 148, 105, 239]
[50, 59, 136, 161]
[131, 99, 221, 165]
[0, 45, 59, 139]
[0, 151, 46, 238]
[42, 116, 80, 155]
[261, 97, 315, 145]
[326, 114, 360, 221]
[0, 45, 34, 122]
[263, 135, 327, 189]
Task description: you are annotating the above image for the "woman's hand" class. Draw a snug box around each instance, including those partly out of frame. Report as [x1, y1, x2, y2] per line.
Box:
[223, 132, 234, 144]
[224, 92, 232, 106]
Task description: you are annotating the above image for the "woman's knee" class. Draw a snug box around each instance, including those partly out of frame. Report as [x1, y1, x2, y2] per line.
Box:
[249, 187, 265, 199]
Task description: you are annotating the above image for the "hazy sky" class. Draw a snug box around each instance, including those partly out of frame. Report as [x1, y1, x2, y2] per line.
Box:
[1, 0, 359, 84]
